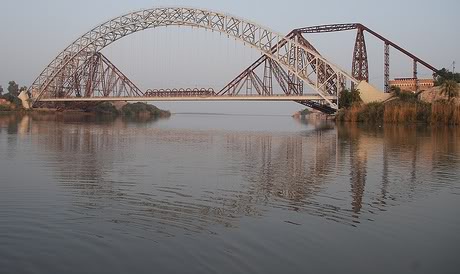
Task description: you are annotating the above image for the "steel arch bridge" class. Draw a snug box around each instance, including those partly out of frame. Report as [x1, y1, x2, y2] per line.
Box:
[25, 7, 368, 113]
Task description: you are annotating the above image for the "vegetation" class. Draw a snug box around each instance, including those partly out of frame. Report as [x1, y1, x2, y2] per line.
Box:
[7, 81, 19, 97]
[0, 81, 26, 111]
[0, 105, 12, 112]
[339, 88, 362, 109]
[434, 68, 460, 86]
[336, 83, 460, 125]
[299, 108, 312, 115]
[85, 102, 171, 118]
[390, 86, 418, 102]
[440, 80, 459, 101]
[0, 93, 22, 108]
[122, 102, 170, 117]
[0, 79, 171, 118]
[93, 102, 119, 115]
[337, 99, 459, 125]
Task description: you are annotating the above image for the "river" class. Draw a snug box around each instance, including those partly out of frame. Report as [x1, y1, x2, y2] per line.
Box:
[0, 112, 459, 274]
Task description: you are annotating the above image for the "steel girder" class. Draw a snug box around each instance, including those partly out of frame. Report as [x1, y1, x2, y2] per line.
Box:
[296, 24, 359, 33]
[352, 27, 369, 83]
[296, 23, 439, 93]
[66, 52, 142, 98]
[28, 7, 358, 108]
[220, 30, 342, 113]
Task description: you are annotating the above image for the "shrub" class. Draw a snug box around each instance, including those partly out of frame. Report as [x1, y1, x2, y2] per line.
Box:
[122, 102, 168, 117]
[416, 101, 432, 123]
[93, 102, 119, 115]
[337, 101, 438, 125]
[358, 102, 384, 124]
[397, 91, 418, 102]
[339, 88, 362, 109]
[0, 93, 22, 108]
[300, 108, 311, 115]
[431, 100, 460, 125]
[0, 104, 12, 111]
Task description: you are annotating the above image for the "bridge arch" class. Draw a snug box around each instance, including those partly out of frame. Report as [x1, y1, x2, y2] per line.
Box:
[28, 7, 359, 107]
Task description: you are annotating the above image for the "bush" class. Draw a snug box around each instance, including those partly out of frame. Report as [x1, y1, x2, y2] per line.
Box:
[431, 100, 460, 125]
[416, 101, 432, 123]
[300, 108, 311, 115]
[358, 102, 385, 123]
[0, 104, 12, 111]
[122, 102, 169, 117]
[93, 102, 119, 115]
[0, 93, 22, 108]
[397, 91, 418, 102]
[339, 88, 362, 109]
[337, 101, 438, 125]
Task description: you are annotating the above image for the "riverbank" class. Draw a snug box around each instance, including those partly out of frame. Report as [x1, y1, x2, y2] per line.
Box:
[336, 100, 460, 125]
[0, 102, 171, 119]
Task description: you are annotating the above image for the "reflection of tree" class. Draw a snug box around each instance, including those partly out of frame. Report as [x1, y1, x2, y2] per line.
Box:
[0, 113, 29, 159]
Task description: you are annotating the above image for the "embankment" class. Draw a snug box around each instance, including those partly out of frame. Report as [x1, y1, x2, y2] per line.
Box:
[336, 100, 460, 125]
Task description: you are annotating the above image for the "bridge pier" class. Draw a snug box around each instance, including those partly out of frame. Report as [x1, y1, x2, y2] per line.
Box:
[18, 91, 31, 110]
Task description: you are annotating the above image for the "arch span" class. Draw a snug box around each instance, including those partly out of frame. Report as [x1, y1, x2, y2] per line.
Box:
[28, 7, 359, 107]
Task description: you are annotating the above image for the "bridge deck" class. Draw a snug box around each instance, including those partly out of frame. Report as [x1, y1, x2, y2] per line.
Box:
[38, 95, 335, 102]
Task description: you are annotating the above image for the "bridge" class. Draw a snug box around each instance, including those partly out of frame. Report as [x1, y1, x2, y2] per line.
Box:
[20, 7, 438, 114]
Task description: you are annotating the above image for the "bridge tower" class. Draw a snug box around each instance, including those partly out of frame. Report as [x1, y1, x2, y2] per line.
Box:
[352, 26, 369, 85]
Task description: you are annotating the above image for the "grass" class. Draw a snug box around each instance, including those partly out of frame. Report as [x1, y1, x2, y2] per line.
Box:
[337, 100, 460, 125]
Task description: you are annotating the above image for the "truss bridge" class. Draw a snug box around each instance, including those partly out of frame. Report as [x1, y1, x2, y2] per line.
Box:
[22, 7, 438, 114]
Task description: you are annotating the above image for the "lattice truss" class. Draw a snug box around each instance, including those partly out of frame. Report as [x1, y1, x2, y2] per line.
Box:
[42, 52, 143, 99]
[296, 23, 438, 93]
[218, 30, 344, 113]
[29, 7, 358, 108]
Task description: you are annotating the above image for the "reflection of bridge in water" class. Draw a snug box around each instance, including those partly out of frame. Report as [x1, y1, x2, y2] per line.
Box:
[21, 7, 437, 114]
[3, 113, 459, 233]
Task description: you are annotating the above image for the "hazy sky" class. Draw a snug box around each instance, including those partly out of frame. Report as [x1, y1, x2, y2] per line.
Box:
[0, 0, 458, 114]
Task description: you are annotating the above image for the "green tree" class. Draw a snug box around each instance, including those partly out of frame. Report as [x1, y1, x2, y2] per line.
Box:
[0, 85, 3, 96]
[390, 85, 417, 102]
[435, 68, 460, 86]
[441, 80, 460, 101]
[7, 81, 19, 97]
[300, 108, 311, 115]
[19, 86, 27, 94]
[339, 88, 362, 109]
[390, 85, 401, 96]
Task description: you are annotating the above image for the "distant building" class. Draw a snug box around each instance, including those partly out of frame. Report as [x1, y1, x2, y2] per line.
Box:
[389, 78, 434, 92]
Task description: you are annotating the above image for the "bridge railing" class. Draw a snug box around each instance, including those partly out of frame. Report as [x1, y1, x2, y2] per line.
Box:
[144, 88, 216, 97]
[143, 89, 327, 98]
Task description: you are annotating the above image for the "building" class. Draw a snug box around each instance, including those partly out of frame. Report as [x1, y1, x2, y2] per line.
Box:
[389, 78, 434, 92]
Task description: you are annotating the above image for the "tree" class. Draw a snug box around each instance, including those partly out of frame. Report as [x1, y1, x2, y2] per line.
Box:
[0, 85, 3, 96]
[300, 108, 312, 115]
[390, 85, 401, 96]
[390, 85, 417, 102]
[435, 68, 460, 86]
[339, 88, 362, 109]
[441, 80, 460, 101]
[7, 81, 19, 97]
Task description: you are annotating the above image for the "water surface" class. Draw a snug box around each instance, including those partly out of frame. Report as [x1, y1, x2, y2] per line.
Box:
[1, 113, 459, 274]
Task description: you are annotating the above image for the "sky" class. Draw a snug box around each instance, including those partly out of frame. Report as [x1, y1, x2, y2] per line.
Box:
[0, 0, 458, 114]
